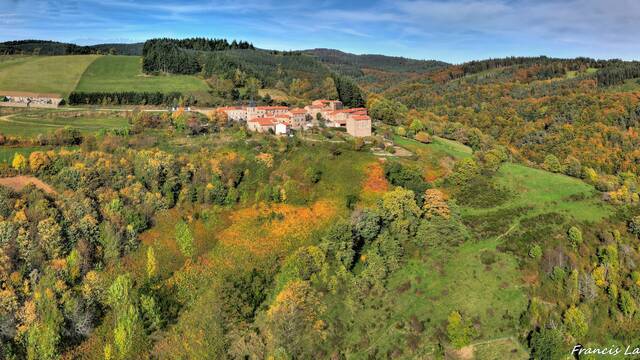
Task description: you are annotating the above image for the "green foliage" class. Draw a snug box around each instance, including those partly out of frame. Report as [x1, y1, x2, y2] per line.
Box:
[567, 226, 583, 248]
[529, 244, 543, 259]
[619, 290, 637, 317]
[563, 305, 588, 339]
[446, 311, 476, 348]
[383, 161, 429, 199]
[368, 97, 408, 125]
[175, 220, 195, 258]
[542, 154, 563, 173]
[530, 327, 564, 360]
[146, 246, 158, 280]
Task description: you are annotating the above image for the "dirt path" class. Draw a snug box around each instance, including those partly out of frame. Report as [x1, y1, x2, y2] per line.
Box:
[0, 176, 57, 194]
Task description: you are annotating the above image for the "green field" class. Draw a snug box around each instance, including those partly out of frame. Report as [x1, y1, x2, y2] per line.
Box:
[75, 56, 209, 93]
[0, 55, 99, 96]
[0, 110, 128, 137]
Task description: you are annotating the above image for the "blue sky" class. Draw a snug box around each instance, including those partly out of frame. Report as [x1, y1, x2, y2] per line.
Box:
[1, 0, 639, 63]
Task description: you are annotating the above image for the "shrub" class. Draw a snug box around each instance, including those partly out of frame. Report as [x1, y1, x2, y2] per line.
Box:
[175, 220, 195, 258]
[542, 154, 563, 173]
[529, 244, 543, 259]
[414, 131, 432, 144]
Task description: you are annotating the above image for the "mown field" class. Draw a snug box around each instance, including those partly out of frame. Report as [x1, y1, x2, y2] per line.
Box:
[75, 56, 209, 94]
[0, 55, 99, 96]
[0, 109, 129, 137]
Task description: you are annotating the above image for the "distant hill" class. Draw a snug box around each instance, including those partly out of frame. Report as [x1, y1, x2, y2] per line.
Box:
[304, 48, 448, 93]
[0, 40, 143, 56]
[305, 48, 448, 76]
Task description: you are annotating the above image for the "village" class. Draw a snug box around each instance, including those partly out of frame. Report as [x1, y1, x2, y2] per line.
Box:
[216, 99, 372, 137]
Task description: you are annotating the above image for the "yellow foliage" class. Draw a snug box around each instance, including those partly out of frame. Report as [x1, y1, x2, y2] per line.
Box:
[423, 188, 451, 219]
[592, 265, 607, 287]
[11, 153, 26, 172]
[28, 151, 50, 172]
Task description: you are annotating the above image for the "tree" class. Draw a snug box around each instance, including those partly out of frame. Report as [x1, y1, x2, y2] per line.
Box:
[628, 215, 640, 237]
[26, 274, 64, 360]
[321, 220, 355, 268]
[563, 305, 587, 339]
[28, 151, 50, 173]
[146, 246, 157, 280]
[368, 97, 408, 125]
[37, 218, 63, 259]
[107, 274, 144, 360]
[529, 244, 543, 259]
[12, 153, 26, 173]
[530, 327, 564, 360]
[245, 77, 261, 100]
[333, 75, 365, 108]
[321, 77, 338, 99]
[422, 189, 450, 219]
[263, 280, 326, 357]
[567, 226, 583, 248]
[175, 220, 195, 258]
[446, 311, 475, 348]
[619, 290, 637, 317]
[448, 158, 480, 186]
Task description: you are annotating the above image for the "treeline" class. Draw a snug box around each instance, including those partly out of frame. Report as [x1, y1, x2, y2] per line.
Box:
[141, 38, 254, 74]
[68, 91, 184, 106]
[144, 37, 254, 52]
[0, 40, 143, 55]
[596, 61, 640, 86]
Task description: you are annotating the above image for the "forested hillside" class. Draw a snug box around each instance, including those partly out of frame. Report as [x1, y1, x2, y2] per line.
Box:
[0, 40, 143, 56]
[3, 38, 640, 359]
[381, 56, 640, 179]
[306, 48, 449, 93]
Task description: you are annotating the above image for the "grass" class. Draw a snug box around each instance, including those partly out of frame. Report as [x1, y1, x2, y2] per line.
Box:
[606, 78, 640, 93]
[346, 236, 527, 358]
[75, 55, 210, 94]
[479, 163, 612, 223]
[0, 109, 129, 137]
[0, 55, 99, 96]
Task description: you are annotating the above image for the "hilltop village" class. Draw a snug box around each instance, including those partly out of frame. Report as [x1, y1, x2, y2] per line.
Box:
[216, 99, 372, 137]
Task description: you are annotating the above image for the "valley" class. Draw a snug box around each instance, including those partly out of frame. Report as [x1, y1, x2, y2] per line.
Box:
[0, 38, 639, 360]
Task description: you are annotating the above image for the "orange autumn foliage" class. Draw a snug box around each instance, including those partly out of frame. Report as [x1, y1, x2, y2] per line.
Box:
[362, 161, 389, 193]
[218, 201, 336, 259]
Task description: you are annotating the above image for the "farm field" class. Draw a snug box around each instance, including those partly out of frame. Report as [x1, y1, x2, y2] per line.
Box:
[0, 109, 129, 137]
[0, 55, 99, 96]
[75, 55, 210, 94]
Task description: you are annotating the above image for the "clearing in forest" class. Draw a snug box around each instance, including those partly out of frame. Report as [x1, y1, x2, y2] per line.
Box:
[75, 55, 209, 94]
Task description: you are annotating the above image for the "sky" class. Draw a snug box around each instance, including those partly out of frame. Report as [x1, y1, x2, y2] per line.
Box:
[1, 0, 639, 63]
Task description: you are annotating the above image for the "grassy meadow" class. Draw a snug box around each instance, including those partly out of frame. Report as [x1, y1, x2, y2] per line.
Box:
[0, 109, 129, 137]
[75, 55, 210, 94]
[0, 55, 99, 96]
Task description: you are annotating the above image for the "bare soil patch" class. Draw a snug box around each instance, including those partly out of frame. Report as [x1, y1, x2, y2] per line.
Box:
[0, 176, 57, 194]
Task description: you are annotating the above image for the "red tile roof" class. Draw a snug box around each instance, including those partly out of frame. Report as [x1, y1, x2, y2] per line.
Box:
[256, 106, 288, 110]
[249, 118, 276, 126]
[218, 106, 244, 111]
